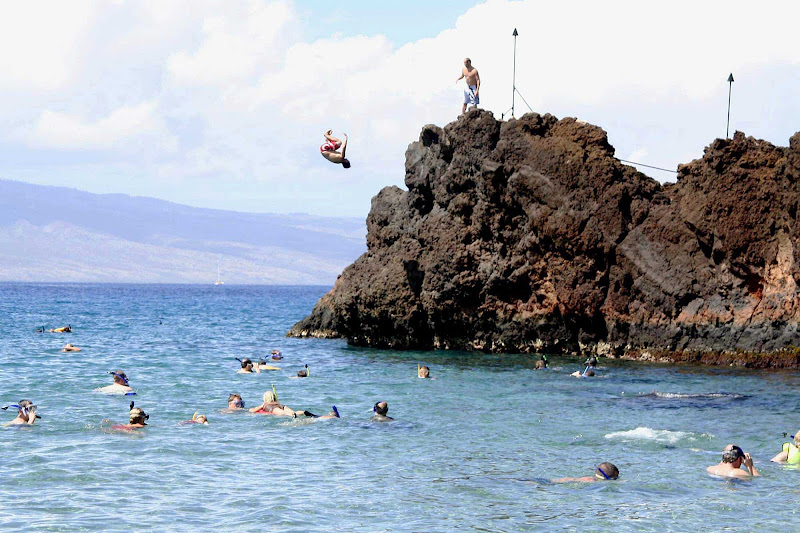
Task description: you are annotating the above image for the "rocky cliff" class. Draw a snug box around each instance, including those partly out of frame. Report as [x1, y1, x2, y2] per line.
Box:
[289, 110, 800, 367]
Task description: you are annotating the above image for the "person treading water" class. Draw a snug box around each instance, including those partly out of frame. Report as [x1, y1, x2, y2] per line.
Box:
[2, 399, 40, 426]
[320, 130, 350, 168]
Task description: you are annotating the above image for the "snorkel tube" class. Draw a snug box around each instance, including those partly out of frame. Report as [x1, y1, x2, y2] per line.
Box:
[3, 402, 42, 419]
[272, 384, 279, 403]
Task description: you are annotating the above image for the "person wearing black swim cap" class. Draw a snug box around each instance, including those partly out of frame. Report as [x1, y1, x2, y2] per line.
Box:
[706, 444, 760, 478]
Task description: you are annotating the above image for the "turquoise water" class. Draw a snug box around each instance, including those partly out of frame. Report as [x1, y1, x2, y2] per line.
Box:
[1, 283, 799, 531]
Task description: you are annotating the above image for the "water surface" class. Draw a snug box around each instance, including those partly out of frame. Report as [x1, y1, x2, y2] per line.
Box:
[0, 284, 797, 531]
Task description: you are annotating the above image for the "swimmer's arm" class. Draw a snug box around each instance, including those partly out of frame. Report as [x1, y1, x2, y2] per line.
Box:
[551, 476, 594, 483]
[248, 403, 264, 413]
[771, 451, 788, 463]
[254, 365, 261, 373]
[742, 453, 760, 476]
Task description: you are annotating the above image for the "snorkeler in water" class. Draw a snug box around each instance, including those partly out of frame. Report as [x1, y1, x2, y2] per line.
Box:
[226, 393, 245, 411]
[270, 349, 283, 361]
[707, 444, 760, 478]
[534, 355, 548, 370]
[294, 364, 309, 378]
[236, 358, 260, 374]
[62, 343, 81, 352]
[418, 364, 431, 378]
[2, 399, 40, 426]
[249, 387, 338, 419]
[771, 430, 800, 464]
[96, 371, 135, 395]
[371, 401, 393, 422]
[112, 401, 149, 431]
[180, 412, 209, 425]
[552, 462, 619, 483]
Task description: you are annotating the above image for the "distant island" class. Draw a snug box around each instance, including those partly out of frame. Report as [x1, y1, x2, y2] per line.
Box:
[290, 110, 800, 368]
[0, 180, 365, 284]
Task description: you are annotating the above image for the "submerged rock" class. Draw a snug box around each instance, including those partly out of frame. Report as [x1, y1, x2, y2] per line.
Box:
[289, 110, 800, 365]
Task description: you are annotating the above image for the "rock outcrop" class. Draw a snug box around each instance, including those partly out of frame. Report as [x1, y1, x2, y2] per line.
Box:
[289, 109, 800, 366]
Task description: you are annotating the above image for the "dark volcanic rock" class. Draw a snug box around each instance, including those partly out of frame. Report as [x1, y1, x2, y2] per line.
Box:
[290, 110, 800, 363]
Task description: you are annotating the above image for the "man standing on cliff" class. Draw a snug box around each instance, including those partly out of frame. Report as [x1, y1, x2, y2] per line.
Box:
[456, 58, 480, 115]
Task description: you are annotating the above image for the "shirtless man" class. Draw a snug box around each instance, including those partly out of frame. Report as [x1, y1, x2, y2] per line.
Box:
[456, 58, 480, 115]
[320, 130, 350, 168]
[371, 401, 393, 422]
[706, 444, 760, 479]
[3, 400, 40, 426]
[96, 371, 135, 395]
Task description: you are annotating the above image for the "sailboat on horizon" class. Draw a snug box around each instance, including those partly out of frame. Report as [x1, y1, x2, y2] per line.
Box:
[214, 263, 224, 285]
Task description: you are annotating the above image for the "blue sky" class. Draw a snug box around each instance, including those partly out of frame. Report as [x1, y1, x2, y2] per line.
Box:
[0, 0, 798, 217]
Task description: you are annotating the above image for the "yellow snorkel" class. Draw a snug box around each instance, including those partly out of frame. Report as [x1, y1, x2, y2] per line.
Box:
[191, 412, 198, 421]
[418, 363, 421, 377]
[272, 384, 278, 403]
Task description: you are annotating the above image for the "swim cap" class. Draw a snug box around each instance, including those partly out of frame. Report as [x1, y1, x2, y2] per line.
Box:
[722, 446, 744, 463]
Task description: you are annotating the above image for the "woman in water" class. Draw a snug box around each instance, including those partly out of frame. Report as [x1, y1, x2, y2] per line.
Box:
[62, 343, 81, 352]
[250, 390, 339, 419]
[771, 430, 800, 464]
[180, 413, 209, 425]
[3, 400, 39, 426]
[96, 371, 135, 394]
[112, 402, 148, 431]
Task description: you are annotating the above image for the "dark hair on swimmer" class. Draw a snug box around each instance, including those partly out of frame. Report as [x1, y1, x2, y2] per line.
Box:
[374, 401, 388, 416]
[342, 159, 351, 169]
[597, 462, 619, 479]
[240, 358, 252, 369]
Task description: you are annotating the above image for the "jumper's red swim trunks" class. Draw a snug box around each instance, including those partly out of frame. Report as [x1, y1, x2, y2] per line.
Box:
[320, 140, 341, 152]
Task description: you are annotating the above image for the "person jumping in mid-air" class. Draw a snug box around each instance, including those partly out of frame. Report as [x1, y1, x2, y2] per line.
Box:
[456, 58, 480, 115]
[320, 130, 350, 168]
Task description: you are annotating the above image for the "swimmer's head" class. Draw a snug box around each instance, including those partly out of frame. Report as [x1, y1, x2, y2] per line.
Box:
[109, 371, 129, 385]
[297, 370, 308, 378]
[595, 462, 619, 480]
[240, 358, 253, 370]
[129, 402, 149, 425]
[342, 159, 351, 169]
[794, 431, 800, 446]
[722, 444, 745, 464]
[418, 365, 430, 378]
[263, 390, 277, 404]
[258, 359, 267, 366]
[374, 401, 389, 416]
[228, 394, 244, 409]
[534, 359, 547, 369]
[196, 415, 208, 424]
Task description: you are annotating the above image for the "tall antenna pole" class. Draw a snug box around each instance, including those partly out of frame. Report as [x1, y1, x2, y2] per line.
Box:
[726, 73, 734, 139]
[511, 28, 518, 118]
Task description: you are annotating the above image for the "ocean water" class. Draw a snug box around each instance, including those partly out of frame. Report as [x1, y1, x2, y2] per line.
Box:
[1, 283, 799, 532]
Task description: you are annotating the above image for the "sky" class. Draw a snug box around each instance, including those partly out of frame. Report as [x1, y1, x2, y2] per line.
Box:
[0, 0, 798, 217]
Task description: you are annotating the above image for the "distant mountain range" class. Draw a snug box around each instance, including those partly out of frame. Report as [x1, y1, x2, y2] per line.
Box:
[0, 180, 366, 284]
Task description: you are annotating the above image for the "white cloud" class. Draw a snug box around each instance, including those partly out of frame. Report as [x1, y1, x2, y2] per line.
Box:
[0, 1, 95, 90]
[23, 101, 177, 152]
[1, 0, 799, 215]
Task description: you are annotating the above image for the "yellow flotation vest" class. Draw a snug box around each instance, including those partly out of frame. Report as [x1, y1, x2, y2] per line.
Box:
[782, 442, 800, 464]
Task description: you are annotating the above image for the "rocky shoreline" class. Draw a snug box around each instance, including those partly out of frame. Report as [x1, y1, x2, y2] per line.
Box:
[289, 110, 800, 368]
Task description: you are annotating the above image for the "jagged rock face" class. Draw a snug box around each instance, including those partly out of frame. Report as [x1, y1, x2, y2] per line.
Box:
[290, 110, 800, 356]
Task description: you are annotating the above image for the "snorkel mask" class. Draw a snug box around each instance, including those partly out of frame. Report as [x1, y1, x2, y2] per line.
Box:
[2, 401, 41, 419]
[108, 371, 129, 386]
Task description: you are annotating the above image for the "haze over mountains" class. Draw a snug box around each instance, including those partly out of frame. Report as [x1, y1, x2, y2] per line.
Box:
[0, 180, 366, 284]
